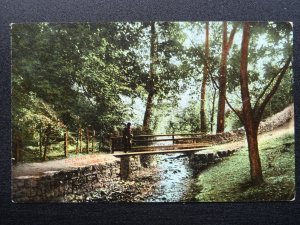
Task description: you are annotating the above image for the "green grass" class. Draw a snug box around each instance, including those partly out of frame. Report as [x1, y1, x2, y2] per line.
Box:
[195, 133, 295, 202]
[21, 142, 104, 162]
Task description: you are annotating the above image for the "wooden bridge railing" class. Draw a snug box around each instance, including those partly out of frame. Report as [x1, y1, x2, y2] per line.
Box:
[110, 133, 206, 153]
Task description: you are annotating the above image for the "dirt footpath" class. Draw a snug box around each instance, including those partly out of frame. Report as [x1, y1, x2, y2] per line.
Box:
[12, 153, 119, 177]
[212, 114, 294, 153]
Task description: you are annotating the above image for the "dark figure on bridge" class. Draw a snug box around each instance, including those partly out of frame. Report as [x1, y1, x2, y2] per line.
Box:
[123, 122, 133, 153]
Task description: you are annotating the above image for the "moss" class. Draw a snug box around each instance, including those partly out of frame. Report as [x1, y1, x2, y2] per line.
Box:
[195, 133, 295, 202]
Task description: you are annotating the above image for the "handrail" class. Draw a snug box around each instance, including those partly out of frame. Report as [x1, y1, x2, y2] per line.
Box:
[132, 137, 205, 142]
[112, 142, 211, 151]
[110, 132, 204, 139]
[110, 132, 208, 153]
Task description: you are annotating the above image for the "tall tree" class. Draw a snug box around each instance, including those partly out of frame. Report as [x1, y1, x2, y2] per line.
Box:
[230, 22, 292, 184]
[141, 22, 185, 132]
[216, 22, 238, 133]
[200, 22, 209, 133]
[143, 22, 158, 131]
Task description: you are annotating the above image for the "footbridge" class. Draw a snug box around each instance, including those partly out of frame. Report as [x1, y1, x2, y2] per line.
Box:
[110, 133, 214, 179]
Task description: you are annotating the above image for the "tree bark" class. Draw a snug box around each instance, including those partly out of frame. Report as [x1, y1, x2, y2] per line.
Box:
[143, 91, 154, 131]
[216, 22, 228, 133]
[216, 22, 238, 133]
[143, 22, 157, 132]
[200, 22, 209, 133]
[210, 87, 217, 134]
[240, 22, 263, 184]
[245, 127, 263, 184]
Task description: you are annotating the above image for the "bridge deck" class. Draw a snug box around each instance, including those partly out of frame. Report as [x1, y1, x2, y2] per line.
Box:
[113, 146, 215, 157]
[112, 143, 211, 152]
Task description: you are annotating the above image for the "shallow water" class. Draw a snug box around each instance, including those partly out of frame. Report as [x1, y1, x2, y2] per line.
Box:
[145, 153, 194, 202]
[85, 136, 199, 203]
[144, 136, 196, 202]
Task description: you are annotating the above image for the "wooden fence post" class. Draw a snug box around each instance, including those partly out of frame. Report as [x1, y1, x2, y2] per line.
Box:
[92, 129, 95, 152]
[86, 128, 89, 153]
[39, 127, 43, 158]
[79, 128, 82, 153]
[64, 129, 68, 158]
[120, 156, 130, 180]
[14, 132, 22, 163]
[43, 125, 52, 161]
[75, 129, 79, 154]
[98, 134, 101, 152]
[110, 135, 113, 154]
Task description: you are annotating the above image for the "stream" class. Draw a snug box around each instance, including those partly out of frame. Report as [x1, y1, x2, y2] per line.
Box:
[85, 136, 200, 203]
[145, 152, 196, 202]
[144, 136, 197, 202]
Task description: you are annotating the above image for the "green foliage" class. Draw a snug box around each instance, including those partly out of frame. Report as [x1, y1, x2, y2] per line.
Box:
[166, 100, 200, 133]
[12, 90, 63, 145]
[139, 22, 188, 99]
[12, 21, 293, 161]
[12, 22, 148, 159]
[262, 70, 293, 119]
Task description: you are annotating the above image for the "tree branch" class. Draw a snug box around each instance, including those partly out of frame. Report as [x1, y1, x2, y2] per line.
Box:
[253, 66, 284, 113]
[209, 65, 243, 122]
[227, 23, 238, 50]
[255, 55, 292, 123]
[225, 95, 244, 123]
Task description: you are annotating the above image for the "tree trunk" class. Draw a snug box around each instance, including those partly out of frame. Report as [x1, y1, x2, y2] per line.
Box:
[143, 91, 154, 131]
[245, 127, 263, 184]
[216, 22, 238, 133]
[200, 22, 209, 133]
[210, 87, 217, 134]
[216, 22, 228, 133]
[143, 22, 157, 132]
[240, 22, 263, 184]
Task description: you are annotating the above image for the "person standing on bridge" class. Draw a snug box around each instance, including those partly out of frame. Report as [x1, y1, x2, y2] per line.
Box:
[123, 122, 133, 153]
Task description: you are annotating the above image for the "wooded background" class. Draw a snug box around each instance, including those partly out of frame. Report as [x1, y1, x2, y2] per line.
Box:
[1, 0, 300, 225]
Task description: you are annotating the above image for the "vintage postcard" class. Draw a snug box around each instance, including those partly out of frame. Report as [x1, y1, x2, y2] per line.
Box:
[11, 21, 294, 202]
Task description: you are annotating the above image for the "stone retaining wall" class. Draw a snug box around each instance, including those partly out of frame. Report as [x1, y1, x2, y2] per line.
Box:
[12, 156, 142, 203]
[189, 149, 238, 171]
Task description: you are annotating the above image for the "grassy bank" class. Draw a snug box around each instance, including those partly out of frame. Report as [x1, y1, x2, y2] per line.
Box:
[21, 142, 106, 163]
[195, 133, 295, 202]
